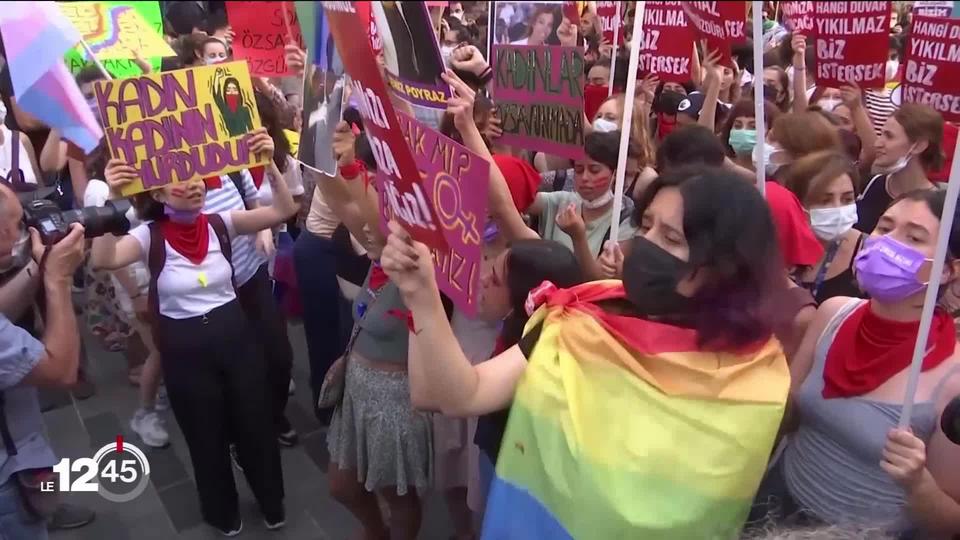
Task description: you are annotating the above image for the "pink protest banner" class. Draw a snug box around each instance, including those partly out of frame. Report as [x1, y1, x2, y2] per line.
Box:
[902, 12, 960, 121]
[680, 1, 746, 67]
[596, 1, 623, 45]
[492, 44, 585, 160]
[390, 115, 490, 315]
[226, 1, 304, 77]
[781, 1, 816, 34]
[813, 1, 891, 89]
[322, 2, 447, 251]
[640, 1, 696, 82]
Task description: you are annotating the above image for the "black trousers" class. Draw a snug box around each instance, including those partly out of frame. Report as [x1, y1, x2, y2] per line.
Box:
[237, 265, 294, 434]
[156, 301, 284, 528]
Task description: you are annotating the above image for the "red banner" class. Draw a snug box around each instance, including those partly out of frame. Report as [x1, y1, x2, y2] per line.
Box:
[813, 1, 891, 89]
[226, 1, 304, 77]
[902, 13, 960, 122]
[780, 1, 816, 34]
[354, 1, 383, 56]
[596, 1, 623, 46]
[639, 1, 695, 82]
[680, 1, 746, 67]
[322, 3, 446, 250]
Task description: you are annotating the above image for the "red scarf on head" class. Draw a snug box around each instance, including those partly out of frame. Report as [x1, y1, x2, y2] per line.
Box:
[823, 303, 956, 398]
[159, 214, 210, 265]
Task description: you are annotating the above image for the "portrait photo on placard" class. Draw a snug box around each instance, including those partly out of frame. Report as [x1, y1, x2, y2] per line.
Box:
[492, 1, 570, 46]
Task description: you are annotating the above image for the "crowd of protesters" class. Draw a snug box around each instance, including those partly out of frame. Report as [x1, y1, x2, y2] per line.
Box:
[1, 1, 960, 539]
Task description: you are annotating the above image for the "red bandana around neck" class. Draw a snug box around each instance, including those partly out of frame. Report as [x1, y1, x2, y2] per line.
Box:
[823, 302, 956, 399]
[159, 214, 210, 265]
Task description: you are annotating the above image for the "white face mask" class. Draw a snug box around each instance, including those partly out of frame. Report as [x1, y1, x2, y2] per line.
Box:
[592, 117, 618, 133]
[580, 189, 614, 209]
[753, 141, 788, 178]
[886, 59, 900, 81]
[874, 144, 917, 176]
[818, 97, 842, 112]
[809, 204, 858, 241]
[440, 45, 455, 65]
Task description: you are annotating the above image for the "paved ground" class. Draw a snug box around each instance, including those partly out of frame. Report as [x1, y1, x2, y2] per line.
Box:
[42, 323, 455, 540]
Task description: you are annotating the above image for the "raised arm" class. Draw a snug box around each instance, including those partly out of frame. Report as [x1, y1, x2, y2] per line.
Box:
[230, 132, 298, 235]
[442, 70, 538, 241]
[698, 49, 723, 133]
[382, 221, 527, 416]
[839, 83, 877, 164]
[91, 159, 143, 270]
[791, 34, 810, 113]
[38, 129, 67, 175]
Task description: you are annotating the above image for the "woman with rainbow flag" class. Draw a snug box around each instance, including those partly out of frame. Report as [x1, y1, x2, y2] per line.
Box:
[382, 166, 793, 539]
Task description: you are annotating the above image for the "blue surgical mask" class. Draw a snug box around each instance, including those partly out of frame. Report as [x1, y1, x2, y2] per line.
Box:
[728, 128, 757, 156]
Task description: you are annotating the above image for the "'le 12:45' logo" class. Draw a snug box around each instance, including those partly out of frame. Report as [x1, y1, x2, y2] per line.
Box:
[44, 436, 152, 503]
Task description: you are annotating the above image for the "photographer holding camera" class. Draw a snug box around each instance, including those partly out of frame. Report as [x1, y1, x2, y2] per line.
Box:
[0, 181, 85, 539]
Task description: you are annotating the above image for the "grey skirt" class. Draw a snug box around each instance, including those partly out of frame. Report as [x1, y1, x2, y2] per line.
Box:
[327, 356, 433, 495]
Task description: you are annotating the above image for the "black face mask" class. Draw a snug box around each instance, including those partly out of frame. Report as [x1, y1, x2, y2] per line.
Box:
[622, 236, 693, 318]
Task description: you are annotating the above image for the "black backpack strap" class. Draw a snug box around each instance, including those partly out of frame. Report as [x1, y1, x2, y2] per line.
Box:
[206, 213, 237, 292]
[226, 171, 251, 210]
[147, 221, 166, 331]
[5, 129, 21, 184]
[0, 392, 17, 456]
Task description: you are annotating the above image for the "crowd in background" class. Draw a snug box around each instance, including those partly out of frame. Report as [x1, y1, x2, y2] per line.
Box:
[1, 1, 960, 539]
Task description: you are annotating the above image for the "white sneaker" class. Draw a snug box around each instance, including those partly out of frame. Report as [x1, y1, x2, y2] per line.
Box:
[287, 379, 295, 396]
[130, 408, 169, 448]
[155, 386, 170, 411]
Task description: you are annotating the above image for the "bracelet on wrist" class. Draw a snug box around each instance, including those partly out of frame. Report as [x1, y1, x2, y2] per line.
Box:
[340, 160, 365, 181]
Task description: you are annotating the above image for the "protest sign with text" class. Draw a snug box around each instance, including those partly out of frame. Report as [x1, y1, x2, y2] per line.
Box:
[640, 1, 695, 82]
[780, 1, 816, 34]
[322, 1, 447, 250]
[94, 61, 269, 196]
[596, 1, 623, 46]
[62, 1, 169, 77]
[370, 2, 450, 111]
[913, 1, 956, 17]
[493, 44, 585, 160]
[388, 115, 490, 315]
[680, 1, 746, 67]
[902, 10, 960, 121]
[814, 1, 891, 89]
[226, 1, 305, 77]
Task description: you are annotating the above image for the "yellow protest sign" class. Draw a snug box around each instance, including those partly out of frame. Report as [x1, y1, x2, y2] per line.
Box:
[59, 1, 175, 60]
[94, 61, 269, 196]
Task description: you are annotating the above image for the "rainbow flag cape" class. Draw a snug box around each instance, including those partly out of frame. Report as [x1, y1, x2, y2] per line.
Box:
[481, 281, 790, 539]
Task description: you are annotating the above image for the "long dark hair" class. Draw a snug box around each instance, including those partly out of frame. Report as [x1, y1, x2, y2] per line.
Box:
[499, 239, 584, 348]
[634, 166, 785, 349]
[255, 91, 290, 173]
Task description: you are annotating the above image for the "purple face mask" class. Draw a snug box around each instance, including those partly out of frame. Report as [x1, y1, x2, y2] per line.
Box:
[854, 235, 931, 302]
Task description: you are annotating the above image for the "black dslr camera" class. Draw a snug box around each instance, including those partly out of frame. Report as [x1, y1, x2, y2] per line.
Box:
[22, 198, 132, 245]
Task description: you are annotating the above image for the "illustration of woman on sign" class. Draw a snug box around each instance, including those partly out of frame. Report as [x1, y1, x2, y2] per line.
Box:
[211, 71, 254, 136]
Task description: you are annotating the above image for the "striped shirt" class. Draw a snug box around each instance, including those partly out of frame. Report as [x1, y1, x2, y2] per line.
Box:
[202, 169, 265, 287]
[864, 89, 898, 137]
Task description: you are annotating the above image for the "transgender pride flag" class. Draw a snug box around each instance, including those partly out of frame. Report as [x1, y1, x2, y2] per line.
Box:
[0, 1, 102, 152]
